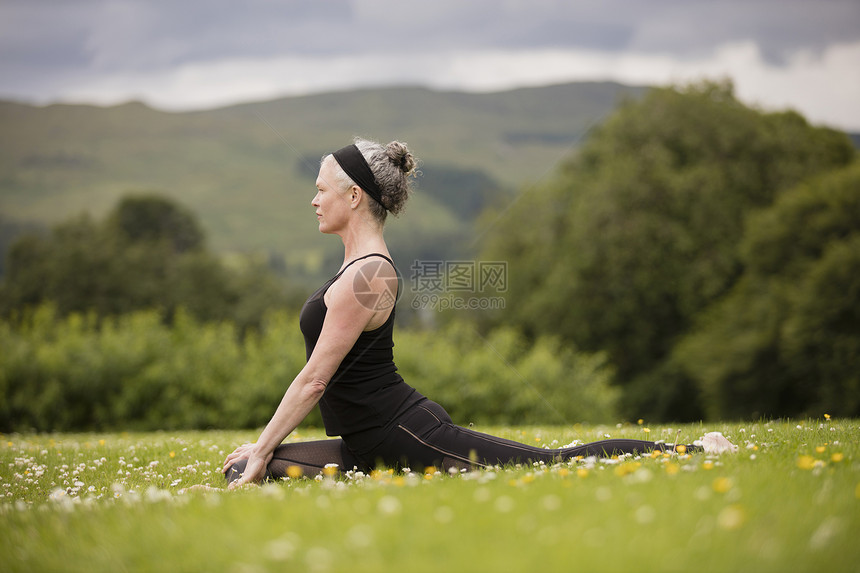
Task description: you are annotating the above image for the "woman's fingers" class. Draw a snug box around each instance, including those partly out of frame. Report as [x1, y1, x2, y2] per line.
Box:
[222, 443, 255, 473]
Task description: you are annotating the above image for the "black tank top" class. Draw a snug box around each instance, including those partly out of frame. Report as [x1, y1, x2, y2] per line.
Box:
[299, 253, 422, 436]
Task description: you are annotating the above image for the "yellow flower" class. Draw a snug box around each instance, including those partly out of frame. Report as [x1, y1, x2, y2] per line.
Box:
[643, 427, 650, 434]
[637, 419, 644, 425]
[831, 453, 844, 463]
[676, 444, 687, 455]
[796, 455, 816, 470]
[99, 439, 106, 446]
[286, 465, 303, 479]
[702, 460, 714, 470]
[824, 413, 831, 420]
[169, 451, 176, 458]
[557, 468, 570, 478]
[712, 477, 733, 493]
[815, 446, 826, 454]
[577, 468, 589, 478]
[614, 462, 640, 477]
[665, 463, 680, 476]
[322, 465, 339, 477]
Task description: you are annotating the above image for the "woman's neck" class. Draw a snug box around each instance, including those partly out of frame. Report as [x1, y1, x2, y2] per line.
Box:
[338, 215, 387, 264]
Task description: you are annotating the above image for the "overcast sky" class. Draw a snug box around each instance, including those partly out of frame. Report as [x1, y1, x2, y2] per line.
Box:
[2, 0, 859, 130]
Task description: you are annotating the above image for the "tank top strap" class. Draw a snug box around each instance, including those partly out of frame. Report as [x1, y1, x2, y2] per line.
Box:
[332, 252, 396, 281]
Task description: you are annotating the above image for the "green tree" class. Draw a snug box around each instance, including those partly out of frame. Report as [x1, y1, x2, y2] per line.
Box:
[0, 194, 291, 329]
[482, 81, 855, 421]
[674, 164, 860, 419]
[110, 194, 204, 253]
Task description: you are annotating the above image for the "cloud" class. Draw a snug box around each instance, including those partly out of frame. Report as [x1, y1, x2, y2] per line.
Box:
[1, 0, 858, 129]
[41, 40, 860, 131]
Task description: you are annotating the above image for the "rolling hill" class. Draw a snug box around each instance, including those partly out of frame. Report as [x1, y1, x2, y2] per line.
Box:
[0, 82, 646, 282]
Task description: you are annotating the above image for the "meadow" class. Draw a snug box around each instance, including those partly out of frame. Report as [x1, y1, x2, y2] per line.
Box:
[2, 419, 858, 572]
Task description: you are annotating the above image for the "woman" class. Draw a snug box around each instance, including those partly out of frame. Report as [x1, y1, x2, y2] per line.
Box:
[222, 138, 734, 487]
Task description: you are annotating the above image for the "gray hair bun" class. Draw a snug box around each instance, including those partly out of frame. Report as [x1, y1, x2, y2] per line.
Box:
[385, 141, 417, 175]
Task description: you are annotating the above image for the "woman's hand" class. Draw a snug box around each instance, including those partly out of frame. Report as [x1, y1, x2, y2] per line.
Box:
[222, 443, 273, 489]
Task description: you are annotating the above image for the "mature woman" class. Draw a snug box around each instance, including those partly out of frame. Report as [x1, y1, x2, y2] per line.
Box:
[222, 138, 734, 487]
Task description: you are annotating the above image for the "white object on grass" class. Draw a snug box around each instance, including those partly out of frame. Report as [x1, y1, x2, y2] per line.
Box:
[695, 432, 739, 454]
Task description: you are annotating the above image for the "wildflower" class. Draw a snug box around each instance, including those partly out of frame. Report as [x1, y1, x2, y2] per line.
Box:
[322, 464, 339, 478]
[797, 456, 816, 470]
[169, 451, 176, 458]
[831, 453, 844, 463]
[665, 463, 680, 476]
[577, 468, 589, 478]
[815, 446, 826, 454]
[637, 419, 644, 425]
[824, 414, 831, 420]
[286, 465, 304, 479]
[676, 445, 687, 455]
[712, 477, 733, 494]
[702, 460, 715, 470]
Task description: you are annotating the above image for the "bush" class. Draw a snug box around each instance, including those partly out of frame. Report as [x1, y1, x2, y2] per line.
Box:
[0, 306, 307, 432]
[0, 307, 618, 432]
[395, 321, 618, 425]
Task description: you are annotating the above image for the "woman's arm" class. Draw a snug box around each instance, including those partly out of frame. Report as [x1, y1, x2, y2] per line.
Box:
[222, 259, 396, 487]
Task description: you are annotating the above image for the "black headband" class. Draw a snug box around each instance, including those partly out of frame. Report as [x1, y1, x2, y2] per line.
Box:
[332, 144, 386, 210]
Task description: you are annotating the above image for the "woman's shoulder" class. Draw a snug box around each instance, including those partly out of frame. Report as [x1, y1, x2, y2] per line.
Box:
[327, 253, 398, 314]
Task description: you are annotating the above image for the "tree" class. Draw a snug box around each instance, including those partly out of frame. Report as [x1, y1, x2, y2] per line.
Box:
[0, 194, 291, 329]
[110, 194, 204, 253]
[674, 164, 860, 418]
[481, 80, 855, 420]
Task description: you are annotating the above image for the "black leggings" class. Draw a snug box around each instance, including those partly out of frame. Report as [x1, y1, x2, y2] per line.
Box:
[225, 400, 686, 483]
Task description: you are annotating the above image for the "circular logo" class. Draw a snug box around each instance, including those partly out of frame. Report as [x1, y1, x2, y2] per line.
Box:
[352, 259, 402, 311]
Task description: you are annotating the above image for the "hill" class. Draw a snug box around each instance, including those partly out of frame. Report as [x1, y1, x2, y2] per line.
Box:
[0, 82, 645, 283]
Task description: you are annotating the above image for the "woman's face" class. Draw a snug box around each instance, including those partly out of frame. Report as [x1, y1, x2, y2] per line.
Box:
[312, 159, 352, 234]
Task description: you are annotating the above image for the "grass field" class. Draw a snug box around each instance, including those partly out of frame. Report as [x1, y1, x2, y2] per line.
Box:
[2, 419, 858, 572]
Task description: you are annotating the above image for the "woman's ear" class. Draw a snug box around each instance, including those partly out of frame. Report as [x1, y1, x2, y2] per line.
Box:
[350, 186, 362, 209]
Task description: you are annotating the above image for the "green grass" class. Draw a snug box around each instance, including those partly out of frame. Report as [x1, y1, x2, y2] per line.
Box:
[2, 420, 858, 572]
